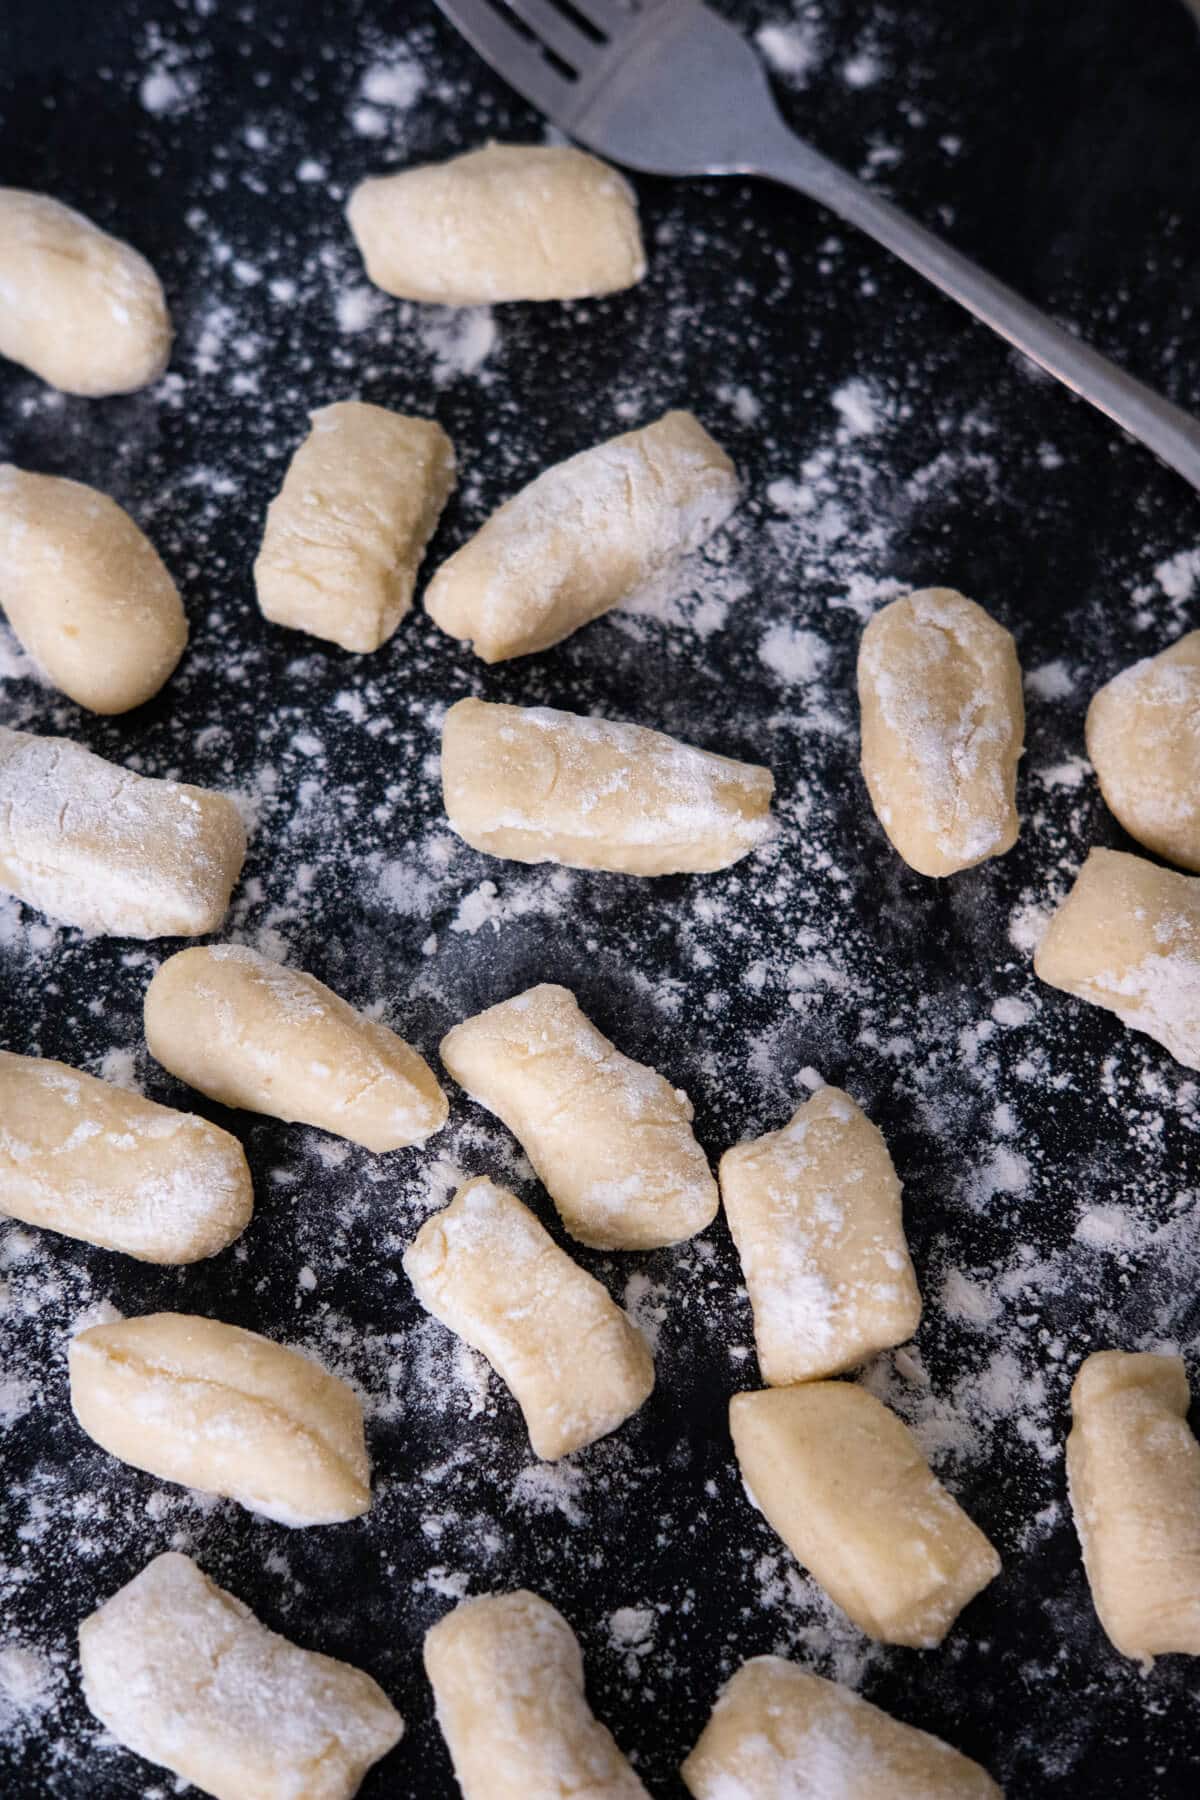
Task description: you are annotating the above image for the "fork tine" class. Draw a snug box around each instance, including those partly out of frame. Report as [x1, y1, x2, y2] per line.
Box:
[558, 0, 663, 34]
[434, 0, 582, 116]
[499, 0, 605, 68]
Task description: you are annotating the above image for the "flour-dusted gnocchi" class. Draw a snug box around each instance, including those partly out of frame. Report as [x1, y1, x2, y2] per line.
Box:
[145, 945, 447, 1151]
[0, 727, 246, 937]
[442, 698, 774, 876]
[79, 1553, 403, 1800]
[0, 1051, 252, 1263]
[254, 402, 456, 653]
[404, 1176, 654, 1459]
[682, 1657, 1003, 1799]
[718, 1085, 921, 1386]
[69, 1313, 370, 1526]
[0, 189, 171, 396]
[857, 588, 1023, 877]
[1066, 1350, 1200, 1660]
[730, 1383, 1000, 1647]
[425, 410, 739, 662]
[0, 465, 187, 713]
[424, 1590, 649, 1800]
[1086, 630, 1200, 871]
[347, 142, 646, 305]
[440, 984, 718, 1250]
[1034, 847, 1200, 1070]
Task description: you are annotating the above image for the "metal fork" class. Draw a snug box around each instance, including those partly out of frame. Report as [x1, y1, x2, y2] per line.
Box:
[434, 0, 1200, 492]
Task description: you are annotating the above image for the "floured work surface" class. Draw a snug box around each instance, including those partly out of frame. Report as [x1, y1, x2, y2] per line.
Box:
[2, 1, 1200, 1796]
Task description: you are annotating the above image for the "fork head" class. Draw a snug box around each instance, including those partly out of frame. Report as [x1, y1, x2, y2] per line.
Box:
[433, 0, 785, 176]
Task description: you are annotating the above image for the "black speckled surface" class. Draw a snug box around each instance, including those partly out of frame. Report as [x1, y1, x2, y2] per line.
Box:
[3, 2, 1200, 1795]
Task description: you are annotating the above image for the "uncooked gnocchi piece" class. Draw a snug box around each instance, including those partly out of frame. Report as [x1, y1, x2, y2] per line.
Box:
[1066, 1349, 1200, 1659]
[347, 142, 645, 305]
[681, 1656, 1002, 1799]
[0, 1051, 251, 1263]
[0, 727, 246, 938]
[718, 1085, 921, 1385]
[1034, 847, 1200, 1070]
[0, 188, 171, 396]
[1086, 630, 1200, 870]
[442, 697, 774, 876]
[730, 1383, 1000, 1647]
[145, 944, 447, 1151]
[425, 410, 738, 662]
[69, 1312, 370, 1526]
[857, 588, 1023, 876]
[0, 465, 187, 713]
[79, 1552, 403, 1800]
[254, 402, 456, 653]
[440, 983, 718, 1250]
[424, 1590, 649, 1800]
[404, 1175, 654, 1459]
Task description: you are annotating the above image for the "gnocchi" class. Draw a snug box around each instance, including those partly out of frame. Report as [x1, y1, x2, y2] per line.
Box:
[0, 1050, 252, 1263]
[730, 1383, 1000, 1647]
[255, 402, 456, 653]
[69, 1312, 371, 1526]
[404, 1175, 655, 1459]
[1086, 630, 1200, 871]
[440, 983, 718, 1250]
[425, 410, 739, 662]
[442, 697, 774, 876]
[145, 944, 447, 1151]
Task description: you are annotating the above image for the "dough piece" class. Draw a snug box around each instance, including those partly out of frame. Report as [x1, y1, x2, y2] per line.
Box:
[347, 142, 645, 305]
[1034, 847, 1200, 1070]
[404, 1175, 654, 1459]
[424, 1590, 649, 1800]
[425, 411, 738, 662]
[0, 188, 171, 396]
[145, 944, 447, 1152]
[857, 588, 1023, 877]
[681, 1656, 1002, 1799]
[718, 1085, 921, 1386]
[442, 698, 774, 877]
[254, 402, 456, 653]
[440, 984, 718, 1250]
[0, 727, 245, 937]
[1086, 630, 1200, 871]
[69, 1313, 370, 1526]
[79, 1552, 402, 1800]
[729, 1383, 1000, 1647]
[1066, 1349, 1200, 1659]
[0, 1050, 252, 1263]
[0, 465, 186, 713]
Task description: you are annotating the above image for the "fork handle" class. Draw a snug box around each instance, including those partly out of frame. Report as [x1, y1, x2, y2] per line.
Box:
[757, 134, 1200, 491]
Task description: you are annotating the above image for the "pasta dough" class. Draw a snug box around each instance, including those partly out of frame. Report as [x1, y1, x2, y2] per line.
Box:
[424, 1590, 649, 1799]
[718, 1085, 921, 1385]
[442, 697, 774, 876]
[440, 984, 718, 1250]
[69, 1312, 371, 1526]
[144, 944, 447, 1151]
[79, 1552, 402, 1800]
[0, 1050, 252, 1263]
[425, 411, 738, 662]
[254, 402, 456, 653]
[1034, 847, 1200, 1070]
[857, 588, 1023, 876]
[0, 464, 187, 713]
[681, 1656, 1002, 1799]
[1086, 630, 1200, 870]
[0, 727, 246, 938]
[347, 142, 645, 305]
[404, 1175, 654, 1459]
[729, 1383, 1000, 1647]
[0, 188, 171, 396]
[1066, 1349, 1200, 1660]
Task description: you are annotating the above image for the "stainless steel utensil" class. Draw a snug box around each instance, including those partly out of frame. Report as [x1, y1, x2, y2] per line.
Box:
[434, 0, 1200, 492]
